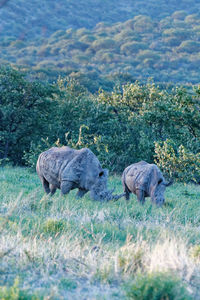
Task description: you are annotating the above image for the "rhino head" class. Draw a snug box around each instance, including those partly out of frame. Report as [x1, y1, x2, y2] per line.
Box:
[151, 178, 173, 207]
[90, 169, 125, 201]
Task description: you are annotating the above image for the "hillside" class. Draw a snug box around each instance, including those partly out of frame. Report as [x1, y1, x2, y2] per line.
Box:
[1, 10, 200, 89]
[0, 0, 199, 41]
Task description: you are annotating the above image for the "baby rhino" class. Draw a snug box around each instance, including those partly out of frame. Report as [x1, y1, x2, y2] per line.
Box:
[122, 161, 172, 207]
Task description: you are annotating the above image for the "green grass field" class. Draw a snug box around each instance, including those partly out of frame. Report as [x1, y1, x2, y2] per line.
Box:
[0, 166, 200, 299]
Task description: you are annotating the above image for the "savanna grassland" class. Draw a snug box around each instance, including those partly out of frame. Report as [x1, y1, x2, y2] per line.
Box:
[0, 166, 200, 299]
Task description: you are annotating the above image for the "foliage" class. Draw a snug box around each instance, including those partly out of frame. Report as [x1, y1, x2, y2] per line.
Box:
[42, 219, 66, 235]
[190, 245, 200, 262]
[125, 272, 191, 300]
[0, 66, 58, 164]
[23, 138, 59, 169]
[155, 139, 200, 183]
[2, 8, 200, 88]
[1, 66, 198, 183]
[0, 278, 39, 300]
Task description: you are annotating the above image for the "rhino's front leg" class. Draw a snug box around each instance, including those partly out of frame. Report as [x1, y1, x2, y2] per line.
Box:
[76, 188, 88, 199]
[136, 189, 145, 205]
[60, 181, 74, 195]
[50, 184, 57, 196]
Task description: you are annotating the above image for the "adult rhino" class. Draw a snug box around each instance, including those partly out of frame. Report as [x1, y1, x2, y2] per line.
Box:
[122, 161, 172, 207]
[37, 146, 124, 201]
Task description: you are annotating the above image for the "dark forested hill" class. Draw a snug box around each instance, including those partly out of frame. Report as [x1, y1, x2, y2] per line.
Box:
[0, 0, 199, 41]
[0, 0, 200, 89]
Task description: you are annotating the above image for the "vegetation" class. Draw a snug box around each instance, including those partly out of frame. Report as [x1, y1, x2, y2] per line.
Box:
[1, 67, 199, 182]
[1, 9, 200, 88]
[1, 1, 199, 41]
[0, 166, 199, 299]
[1, 2, 200, 299]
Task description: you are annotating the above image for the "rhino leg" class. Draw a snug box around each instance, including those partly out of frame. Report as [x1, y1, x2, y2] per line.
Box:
[76, 188, 88, 199]
[136, 189, 145, 205]
[50, 184, 57, 196]
[60, 181, 74, 195]
[41, 176, 50, 194]
[123, 182, 130, 201]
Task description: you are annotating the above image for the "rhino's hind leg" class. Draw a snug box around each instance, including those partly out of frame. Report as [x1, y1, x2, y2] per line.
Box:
[136, 189, 145, 205]
[41, 176, 50, 194]
[76, 188, 88, 199]
[50, 184, 57, 196]
[123, 182, 130, 201]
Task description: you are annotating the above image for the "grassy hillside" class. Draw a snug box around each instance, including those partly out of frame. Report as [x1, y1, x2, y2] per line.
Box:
[0, 166, 200, 299]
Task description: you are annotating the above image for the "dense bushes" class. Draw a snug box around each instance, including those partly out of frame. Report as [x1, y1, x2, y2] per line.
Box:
[1, 67, 199, 182]
[0, 67, 58, 164]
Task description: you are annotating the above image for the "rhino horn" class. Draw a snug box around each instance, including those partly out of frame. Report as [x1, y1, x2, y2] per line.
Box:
[105, 189, 125, 201]
[112, 192, 126, 201]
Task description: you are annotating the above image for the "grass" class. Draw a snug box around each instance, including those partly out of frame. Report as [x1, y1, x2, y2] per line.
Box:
[0, 166, 200, 299]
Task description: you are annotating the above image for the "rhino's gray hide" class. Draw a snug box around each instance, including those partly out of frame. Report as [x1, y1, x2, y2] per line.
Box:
[37, 146, 123, 201]
[122, 161, 171, 206]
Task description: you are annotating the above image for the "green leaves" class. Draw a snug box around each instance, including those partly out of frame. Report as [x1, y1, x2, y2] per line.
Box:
[0, 66, 58, 164]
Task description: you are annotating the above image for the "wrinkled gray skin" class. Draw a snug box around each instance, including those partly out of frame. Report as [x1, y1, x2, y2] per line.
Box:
[36, 146, 124, 201]
[122, 161, 172, 207]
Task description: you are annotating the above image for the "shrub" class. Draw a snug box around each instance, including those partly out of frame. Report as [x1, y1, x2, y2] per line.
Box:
[0, 278, 39, 300]
[42, 219, 66, 235]
[190, 245, 200, 262]
[120, 41, 147, 55]
[136, 50, 160, 61]
[154, 139, 200, 182]
[133, 15, 154, 33]
[162, 28, 191, 40]
[172, 11, 187, 20]
[91, 38, 116, 51]
[177, 40, 200, 53]
[125, 272, 191, 300]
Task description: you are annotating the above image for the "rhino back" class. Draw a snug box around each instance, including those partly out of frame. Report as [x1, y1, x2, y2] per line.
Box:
[124, 161, 159, 195]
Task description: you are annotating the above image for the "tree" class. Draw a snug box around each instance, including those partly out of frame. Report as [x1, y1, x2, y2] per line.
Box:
[0, 66, 58, 164]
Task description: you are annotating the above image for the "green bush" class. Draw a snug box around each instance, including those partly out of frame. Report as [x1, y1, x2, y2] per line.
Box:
[42, 219, 66, 235]
[154, 139, 200, 182]
[0, 66, 58, 164]
[0, 278, 39, 300]
[126, 272, 191, 300]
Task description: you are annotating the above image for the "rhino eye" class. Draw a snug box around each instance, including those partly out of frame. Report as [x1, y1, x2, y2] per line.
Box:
[99, 171, 104, 177]
[158, 178, 163, 184]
